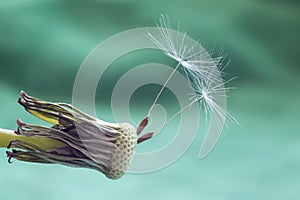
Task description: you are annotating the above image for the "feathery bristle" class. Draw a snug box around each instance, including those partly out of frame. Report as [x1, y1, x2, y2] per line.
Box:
[147, 14, 237, 128]
[147, 14, 221, 85]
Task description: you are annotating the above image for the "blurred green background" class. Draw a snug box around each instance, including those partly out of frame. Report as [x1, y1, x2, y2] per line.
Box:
[0, 0, 300, 199]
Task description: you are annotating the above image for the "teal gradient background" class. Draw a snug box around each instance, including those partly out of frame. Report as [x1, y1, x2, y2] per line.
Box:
[0, 0, 300, 199]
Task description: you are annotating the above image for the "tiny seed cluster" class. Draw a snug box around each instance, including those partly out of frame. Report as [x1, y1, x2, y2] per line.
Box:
[105, 123, 137, 179]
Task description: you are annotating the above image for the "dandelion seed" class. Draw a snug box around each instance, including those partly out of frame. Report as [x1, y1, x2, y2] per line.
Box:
[147, 15, 222, 88]
[183, 67, 238, 126]
[145, 15, 235, 132]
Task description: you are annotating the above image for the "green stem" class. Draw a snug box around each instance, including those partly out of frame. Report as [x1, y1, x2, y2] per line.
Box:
[0, 128, 65, 150]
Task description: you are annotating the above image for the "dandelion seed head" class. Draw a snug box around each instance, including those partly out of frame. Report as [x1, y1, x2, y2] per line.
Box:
[7, 91, 138, 180]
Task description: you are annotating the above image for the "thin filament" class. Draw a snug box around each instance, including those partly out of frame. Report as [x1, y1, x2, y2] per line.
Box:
[154, 96, 202, 135]
[147, 62, 181, 117]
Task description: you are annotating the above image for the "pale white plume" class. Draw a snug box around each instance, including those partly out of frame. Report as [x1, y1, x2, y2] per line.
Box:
[147, 14, 237, 126]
